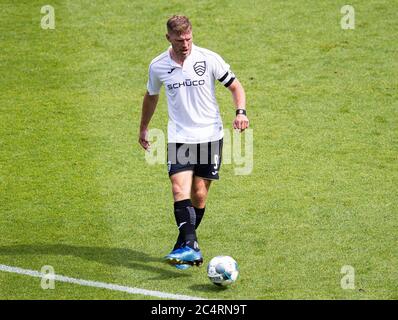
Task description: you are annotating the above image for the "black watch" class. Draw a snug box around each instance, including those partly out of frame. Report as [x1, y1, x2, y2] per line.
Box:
[236, 109, 246, 116]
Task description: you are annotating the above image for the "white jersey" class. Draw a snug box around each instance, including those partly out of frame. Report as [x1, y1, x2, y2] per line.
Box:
[147, 44, 235, 143]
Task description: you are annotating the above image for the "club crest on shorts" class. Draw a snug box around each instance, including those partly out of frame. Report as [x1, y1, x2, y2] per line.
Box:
[167, 160, 172, 173]
[193, 61, 206, 76]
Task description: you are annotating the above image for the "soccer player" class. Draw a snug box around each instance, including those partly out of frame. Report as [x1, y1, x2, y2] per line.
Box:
[138, 15, 249, 269]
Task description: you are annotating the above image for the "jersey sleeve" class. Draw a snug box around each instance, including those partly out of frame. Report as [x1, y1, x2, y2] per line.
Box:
[211, 53, 236, 88]
[146, 64, 162, 95]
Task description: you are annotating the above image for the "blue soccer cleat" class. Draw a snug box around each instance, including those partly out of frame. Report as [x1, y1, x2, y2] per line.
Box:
[164, 246, 203, 267]
[174, 263, 191, 270]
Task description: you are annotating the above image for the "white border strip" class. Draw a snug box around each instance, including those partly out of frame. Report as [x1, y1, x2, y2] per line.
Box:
[0, 264, 206, 300]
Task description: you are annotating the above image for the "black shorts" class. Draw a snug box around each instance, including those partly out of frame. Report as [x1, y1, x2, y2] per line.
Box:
[167, 139, 223, 180]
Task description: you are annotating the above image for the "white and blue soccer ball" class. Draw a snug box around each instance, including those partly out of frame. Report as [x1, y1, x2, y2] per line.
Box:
[207, 256, 239, 286]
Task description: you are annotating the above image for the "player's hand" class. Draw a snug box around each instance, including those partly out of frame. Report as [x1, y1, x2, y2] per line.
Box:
[233, 115, 249, 132]
[138, 128, 150, 151]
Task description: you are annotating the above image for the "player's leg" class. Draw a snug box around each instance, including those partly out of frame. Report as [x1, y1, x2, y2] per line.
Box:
[169, 171, 201, 253]
[166, 170, 203, 267]
[191, 176, 212, 230]
[170, 171, 199, 251]
[165, 143, 203, 267]
[170, 170, 193, 249]
[191, 138, 223, 232]
[171, 170, 194, 202]
[167, 142, 195, 250]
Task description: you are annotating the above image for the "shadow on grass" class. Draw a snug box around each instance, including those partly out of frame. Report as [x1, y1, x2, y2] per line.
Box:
[189, 283, 229, 293]
[0, 244, 190, 280]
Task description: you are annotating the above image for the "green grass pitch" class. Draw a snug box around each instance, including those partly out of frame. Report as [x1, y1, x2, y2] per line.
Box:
[0, 0, 397, 299]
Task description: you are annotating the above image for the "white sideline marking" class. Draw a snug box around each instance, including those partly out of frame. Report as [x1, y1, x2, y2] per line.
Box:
[0, 264, 205, 300]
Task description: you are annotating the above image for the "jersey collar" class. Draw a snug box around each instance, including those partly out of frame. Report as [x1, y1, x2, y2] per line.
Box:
[168, 44, 197, 68]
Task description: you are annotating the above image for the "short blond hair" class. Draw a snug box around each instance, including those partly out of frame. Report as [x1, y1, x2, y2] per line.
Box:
[167, 15, 192, 35]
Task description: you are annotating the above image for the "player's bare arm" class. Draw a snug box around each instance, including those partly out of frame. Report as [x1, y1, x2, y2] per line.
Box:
[228, 79, 249, 131]
[138, 92, 159, 150]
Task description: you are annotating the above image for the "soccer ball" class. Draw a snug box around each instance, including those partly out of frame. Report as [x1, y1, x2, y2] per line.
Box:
[207, 256, 239, 286]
